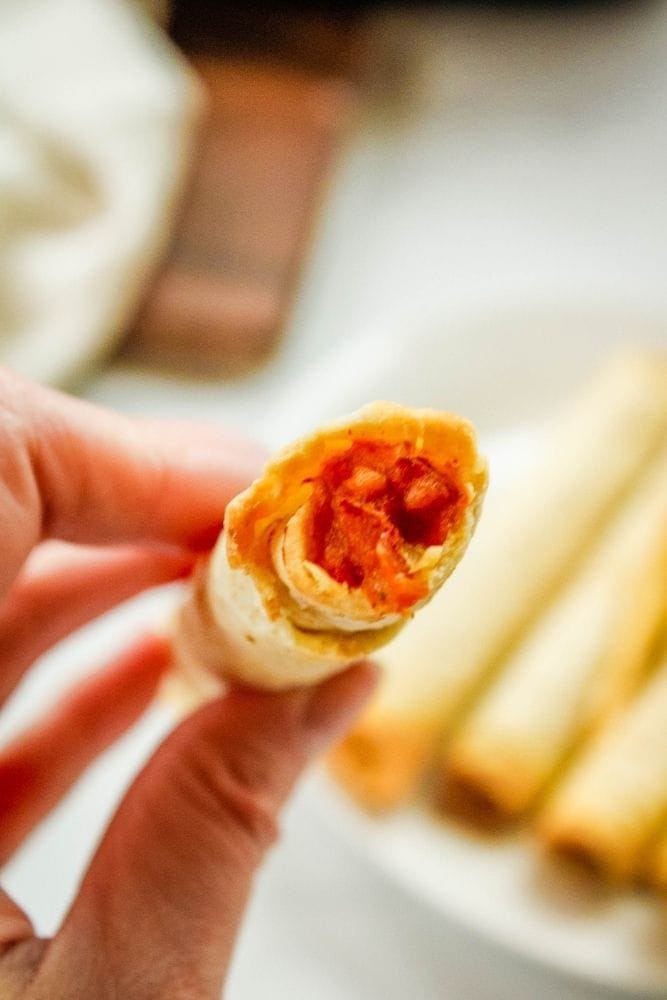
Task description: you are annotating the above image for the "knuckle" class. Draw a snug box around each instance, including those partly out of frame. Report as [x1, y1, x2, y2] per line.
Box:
[171, 732, 281, 858]
[213, 762, 280, 854]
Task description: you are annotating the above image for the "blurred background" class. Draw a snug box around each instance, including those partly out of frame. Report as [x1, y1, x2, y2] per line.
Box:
[2, 1, 667, 998]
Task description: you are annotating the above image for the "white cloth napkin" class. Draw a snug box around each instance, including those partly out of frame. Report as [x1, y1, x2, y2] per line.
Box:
[0, 0, 200, 386]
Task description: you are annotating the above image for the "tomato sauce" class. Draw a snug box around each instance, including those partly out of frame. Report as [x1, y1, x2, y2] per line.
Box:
[306, 440, 464, 614]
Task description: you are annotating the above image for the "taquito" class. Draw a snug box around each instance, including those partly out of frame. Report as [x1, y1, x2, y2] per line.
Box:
[539, 639, 667, 882]
[445, 451, 667, 824]
[538, 636, 667, 879]
[330, 352, 667, 811]
[172, 402, 487, 691]
[644, 827, 667, 891]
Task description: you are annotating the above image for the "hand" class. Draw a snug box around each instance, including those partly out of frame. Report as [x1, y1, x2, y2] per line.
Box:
[0, 370, 377, 999]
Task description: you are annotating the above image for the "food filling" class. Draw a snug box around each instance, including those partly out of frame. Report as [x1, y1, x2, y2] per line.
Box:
[305, 440, 465, 614]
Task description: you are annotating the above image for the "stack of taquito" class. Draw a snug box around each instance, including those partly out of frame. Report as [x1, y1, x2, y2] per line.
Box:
[330, 351, 667, 889]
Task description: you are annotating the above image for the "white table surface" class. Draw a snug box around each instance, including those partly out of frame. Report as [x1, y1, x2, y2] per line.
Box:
[5, 5, 667, 998]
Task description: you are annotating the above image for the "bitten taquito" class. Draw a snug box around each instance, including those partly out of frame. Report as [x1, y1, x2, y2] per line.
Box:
[171, 402, 487, 691]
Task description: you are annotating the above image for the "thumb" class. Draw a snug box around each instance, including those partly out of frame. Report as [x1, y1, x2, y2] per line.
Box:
[39, 663, 378, 1000]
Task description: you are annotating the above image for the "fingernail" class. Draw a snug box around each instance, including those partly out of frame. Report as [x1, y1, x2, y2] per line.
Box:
[302, 661, 380, 756]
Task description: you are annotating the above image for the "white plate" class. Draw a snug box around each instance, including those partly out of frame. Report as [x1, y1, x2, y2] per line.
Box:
[311, 770, 667, 997]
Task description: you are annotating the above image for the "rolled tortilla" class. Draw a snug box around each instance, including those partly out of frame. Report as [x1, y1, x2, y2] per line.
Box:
[444, 450, 667, 825]
[329, 352, 667, 811]
[172, 402, 487, 691]
[538, 637, 667, 882]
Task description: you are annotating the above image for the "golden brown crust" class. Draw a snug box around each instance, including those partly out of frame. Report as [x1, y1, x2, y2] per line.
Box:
[328, 719, 434, 812]
[643, 830, 667, 890]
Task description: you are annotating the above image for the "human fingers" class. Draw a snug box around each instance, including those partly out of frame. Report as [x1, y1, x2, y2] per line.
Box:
[0, 634, 171, 866]
[37, 663, 378, 1000]
[0, 542, 192, 706]
[0, 369, 265, 596]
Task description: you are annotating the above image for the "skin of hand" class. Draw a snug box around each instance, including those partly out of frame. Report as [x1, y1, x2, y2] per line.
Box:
[0, 369, 378, 999]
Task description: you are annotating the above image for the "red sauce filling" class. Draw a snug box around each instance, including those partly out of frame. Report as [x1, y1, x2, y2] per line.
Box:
[306, 441, 465, 614]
